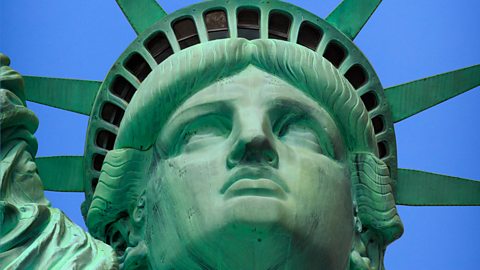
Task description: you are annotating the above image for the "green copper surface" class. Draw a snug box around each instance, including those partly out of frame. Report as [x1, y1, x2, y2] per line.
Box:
[1, 1, 479, 269]
[116, 0, 168, 35]
[145, 67, 354, 269]
[83, 0, 398, 210]
[385, 64, 480, 123]
[326, 0, 382, 40]
[87, 39, 401, 269]
[396, 169, 480, 206]
[36, 156, 84, 192]
[0, 54, 116, 269]
[24, 76, 101, 115]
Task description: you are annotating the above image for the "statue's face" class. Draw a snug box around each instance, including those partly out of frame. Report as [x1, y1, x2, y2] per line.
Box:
[146, 66, 354, 269]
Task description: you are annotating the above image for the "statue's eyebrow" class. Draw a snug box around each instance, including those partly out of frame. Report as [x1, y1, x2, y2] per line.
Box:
[266, 97, 317, 117]
[268, 95, 343, 124]
[170, 100, 232, 124]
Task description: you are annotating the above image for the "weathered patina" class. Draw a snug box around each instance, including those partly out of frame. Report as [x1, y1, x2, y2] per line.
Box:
[1, 1, 479, 269]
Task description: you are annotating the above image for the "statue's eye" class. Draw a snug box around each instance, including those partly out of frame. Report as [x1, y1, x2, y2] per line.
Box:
[275, 115, 324, 154]
[179, 115, 231, 153]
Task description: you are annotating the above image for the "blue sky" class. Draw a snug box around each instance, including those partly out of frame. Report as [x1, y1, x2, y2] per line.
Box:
[1, 1, 479, 269]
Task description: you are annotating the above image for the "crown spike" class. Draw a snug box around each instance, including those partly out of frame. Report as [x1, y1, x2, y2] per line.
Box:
[116, 0, 167, 35]
[326, 0, 382, 40]
[395, 169, 480, 206]
[385, 64, 480, 123]
[36, 156, 85, 192]
[24, 76, 100, 115]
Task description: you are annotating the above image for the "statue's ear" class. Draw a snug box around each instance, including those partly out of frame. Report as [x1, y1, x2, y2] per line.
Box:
[349, 202, 372, 270]
[348, 202, 384, 270]
[118, 191, 149, 270]
[129, 190, 146, 241]
[349, 235, 371, 270]
[349, 227, 383, 270]
[104, 190, 147, 262]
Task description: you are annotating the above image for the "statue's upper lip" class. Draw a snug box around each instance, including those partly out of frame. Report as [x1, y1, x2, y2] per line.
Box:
[221, 167, 289, 199]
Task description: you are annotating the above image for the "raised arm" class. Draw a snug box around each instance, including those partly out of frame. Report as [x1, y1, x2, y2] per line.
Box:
[0, 53, 117, 269]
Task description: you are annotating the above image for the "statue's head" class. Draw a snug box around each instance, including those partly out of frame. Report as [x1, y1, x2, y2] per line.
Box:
[86, 39, 402, 269]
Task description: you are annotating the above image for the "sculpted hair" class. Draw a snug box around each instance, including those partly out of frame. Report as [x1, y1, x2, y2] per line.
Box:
[350, 153, 403, 269]
[87, 39, 402, 261]
[114, 39, 375, 152]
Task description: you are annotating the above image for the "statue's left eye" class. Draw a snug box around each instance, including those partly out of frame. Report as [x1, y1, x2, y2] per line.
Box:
[278, 121, 323, 154]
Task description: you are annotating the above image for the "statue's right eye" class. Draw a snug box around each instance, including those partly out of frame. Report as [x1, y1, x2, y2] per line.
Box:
[177, 115, 231, 154]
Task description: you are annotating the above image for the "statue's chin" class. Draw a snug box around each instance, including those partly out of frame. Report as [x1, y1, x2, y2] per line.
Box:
[157, 224, 295, 270]
[221, 195, 292, 233]
[155, 225, 341, 270]
[148, 198, 344, 270]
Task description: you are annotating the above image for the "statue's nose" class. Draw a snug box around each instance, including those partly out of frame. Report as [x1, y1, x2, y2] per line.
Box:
[226, 118, 279, 169]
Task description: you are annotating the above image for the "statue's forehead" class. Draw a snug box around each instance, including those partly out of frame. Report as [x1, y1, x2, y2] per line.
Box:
[175, 66, 321, 113]
[158, 65, 346, 160]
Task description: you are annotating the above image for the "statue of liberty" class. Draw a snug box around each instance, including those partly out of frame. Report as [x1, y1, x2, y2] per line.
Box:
[1, 1, 479, 269]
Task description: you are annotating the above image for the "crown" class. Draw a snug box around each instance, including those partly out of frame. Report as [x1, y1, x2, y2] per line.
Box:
[21, 0, 479, 219]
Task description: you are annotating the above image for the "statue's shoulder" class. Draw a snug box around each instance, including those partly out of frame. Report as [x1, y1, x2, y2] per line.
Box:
[0, 203, 118, 270]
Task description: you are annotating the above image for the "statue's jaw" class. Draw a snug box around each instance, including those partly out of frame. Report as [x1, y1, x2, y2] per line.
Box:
[146, 208, 350, 270]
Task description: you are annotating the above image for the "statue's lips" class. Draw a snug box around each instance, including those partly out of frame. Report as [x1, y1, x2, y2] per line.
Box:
[222, 167, 289, 200]
[224, 178, 287, 199]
